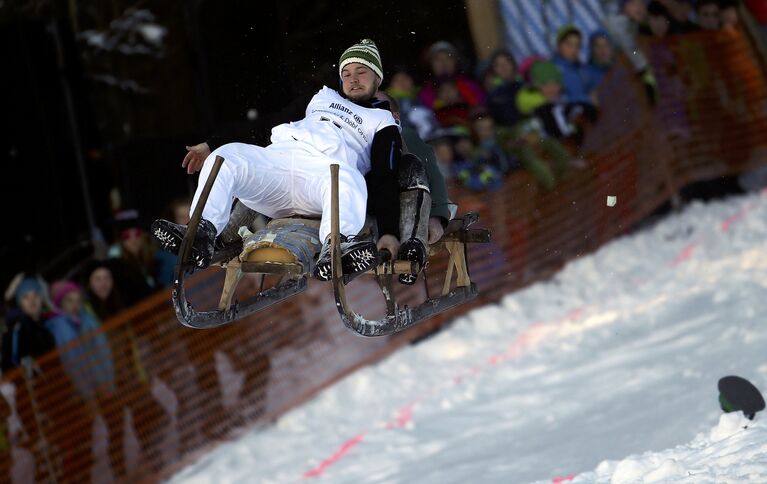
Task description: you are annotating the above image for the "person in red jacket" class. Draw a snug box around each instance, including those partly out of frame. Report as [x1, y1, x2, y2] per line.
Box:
[418, 41, 486, 111]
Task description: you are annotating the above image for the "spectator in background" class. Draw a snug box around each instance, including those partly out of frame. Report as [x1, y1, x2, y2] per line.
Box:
[484, 49, 525, 127]
[605, 0, 650, 74]
[697, 0, 723, 29]
[108, 210, 158, 303]
[721, 0, 743, 30]
[470, 109, 518, 177]
[385, 65, 440, 140]
[154, 198, 193, 287]
[45, 281, 114, 401]
[419, 41, 485, 112]
[433, 79, 472, 128]
[430, 131, 457, 181]
[662, 0, 701, 32]
[506, 60, 578, 190]
[587, 30, 616, 88]
[1, 277, 55, 372]
[643, 1, 674, 37]
[453, 116, 504, 192]
[551, 25, 598, 105]
[82, 259, 127, 321]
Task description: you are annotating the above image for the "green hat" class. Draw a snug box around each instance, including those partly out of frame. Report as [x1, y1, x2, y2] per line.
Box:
[530, 61, 562, 87]
[339, 39, 384, 81]
[556, 25, 582, 45]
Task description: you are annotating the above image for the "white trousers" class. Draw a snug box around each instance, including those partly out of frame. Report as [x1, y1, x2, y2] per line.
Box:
[190, 141, 368, 242]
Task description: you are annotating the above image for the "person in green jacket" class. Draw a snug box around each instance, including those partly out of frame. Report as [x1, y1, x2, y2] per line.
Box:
[500, 61, 575, 190]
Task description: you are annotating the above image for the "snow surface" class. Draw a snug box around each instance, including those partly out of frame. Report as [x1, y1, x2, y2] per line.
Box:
[169, 189, 767, 484]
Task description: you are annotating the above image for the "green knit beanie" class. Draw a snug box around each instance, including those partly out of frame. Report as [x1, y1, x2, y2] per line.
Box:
[339, 39, 384, 81]
[556, 25, 582, 45]
[530, 61, 562, 87]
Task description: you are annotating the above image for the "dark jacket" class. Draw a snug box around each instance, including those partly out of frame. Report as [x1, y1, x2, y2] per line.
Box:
[1, 309, 55, 372]
[401, 127, 451, 224]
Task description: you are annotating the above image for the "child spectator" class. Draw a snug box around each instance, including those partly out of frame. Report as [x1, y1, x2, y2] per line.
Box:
[433, 79, 472, 128]
[516, 60, 593, 140]
[551, 25, 598, 105]
[419, 41, 485, 111]
[437, 125, 499, 192]
[484, 49, 525, 127]
[45, 281, 115, 401]
[504, 61, 579, 190]
[82, 259, 127, 322]
[471, 110, 518, 176]
[721, 0, 742, 29]
[697, 0, 722, 29]
[429, 131, 457, 181]
[385, 65, 440, 140]
[1, 277, 55, 372]
[643, 1, 674, 37]
[587, 30, 615, 87]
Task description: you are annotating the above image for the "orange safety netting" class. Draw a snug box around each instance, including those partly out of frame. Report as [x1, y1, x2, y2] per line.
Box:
[1, 28, 767, 483]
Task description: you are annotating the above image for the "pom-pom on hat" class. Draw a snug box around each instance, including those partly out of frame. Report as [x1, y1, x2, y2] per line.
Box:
[339, 39, 384, 81]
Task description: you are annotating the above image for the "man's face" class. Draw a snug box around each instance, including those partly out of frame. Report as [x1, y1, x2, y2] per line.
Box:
[120, 228, 145, 257]
[649, 14, 671, 37]
[558, 33, 581, 62]
[60, 291, 82, 316]
[720, 6, 738, 28]
[492, 55, 516, 82]
[473, 117, 495, 142]
[389, 72, 414, 92]
[374, 91, 400, 122]
[592, 37, 613, 65]
[624, 0, 647, 21]
[20, 291, 42, 319]
[430, 51, 457, 77]
[698, 4, 720, 30]
[666, 0, 692, 21]
[437, 82, 462, 104]
[539, 81, 562, 102]
[89, 267, 114, 301]
[342, 63, 379, 102]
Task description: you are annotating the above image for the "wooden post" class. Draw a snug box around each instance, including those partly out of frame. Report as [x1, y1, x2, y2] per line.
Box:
[465, 0, 504, 60]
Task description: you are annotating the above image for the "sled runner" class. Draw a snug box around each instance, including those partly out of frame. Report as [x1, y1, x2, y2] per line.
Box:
[172, 156, 491, 334]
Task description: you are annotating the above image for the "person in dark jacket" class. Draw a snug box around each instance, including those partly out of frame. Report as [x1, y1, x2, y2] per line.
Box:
[82, 259, 128, 321]
[484, 49, 525, 127]
[1, 277, 55, 372]
[108, 210, 158, 304]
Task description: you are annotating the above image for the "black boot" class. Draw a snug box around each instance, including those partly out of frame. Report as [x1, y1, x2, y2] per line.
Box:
[397, 238, 427, 285]
[151, 218, 217, 270]
[314, 235, 378, 282]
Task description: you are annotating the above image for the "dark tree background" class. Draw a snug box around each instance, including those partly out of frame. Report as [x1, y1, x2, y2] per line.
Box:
[0, 0, 474, 286]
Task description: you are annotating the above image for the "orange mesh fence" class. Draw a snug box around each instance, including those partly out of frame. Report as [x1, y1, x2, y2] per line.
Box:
[2, 28, 767, 483]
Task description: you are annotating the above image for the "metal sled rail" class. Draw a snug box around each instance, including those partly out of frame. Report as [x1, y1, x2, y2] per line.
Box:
[171, 155, 307, 329]
[329, 164, 489, 337]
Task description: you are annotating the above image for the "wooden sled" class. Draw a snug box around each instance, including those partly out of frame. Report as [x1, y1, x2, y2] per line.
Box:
[172, 156, 491, 334]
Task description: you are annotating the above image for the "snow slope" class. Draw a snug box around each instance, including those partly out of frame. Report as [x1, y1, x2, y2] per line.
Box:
[169, 189, 767, 484]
